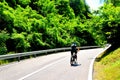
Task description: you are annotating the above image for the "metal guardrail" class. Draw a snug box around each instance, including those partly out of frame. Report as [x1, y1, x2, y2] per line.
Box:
[0, 46, 100, 61]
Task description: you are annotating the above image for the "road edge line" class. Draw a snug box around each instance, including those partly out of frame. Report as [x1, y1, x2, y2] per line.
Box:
[88, 44, 111, 80]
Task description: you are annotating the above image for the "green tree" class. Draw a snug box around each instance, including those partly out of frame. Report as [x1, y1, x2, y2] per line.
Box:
[99, 4, 120, 47]
[55, 0, 75, 19]
[0, 1, 15, 33]
[34, 0, 57, 17]
[102, 0, 120, 6]
[11, 33, 30, 52]
[70, 0, 89, 18]
[88, 3, 120, 47]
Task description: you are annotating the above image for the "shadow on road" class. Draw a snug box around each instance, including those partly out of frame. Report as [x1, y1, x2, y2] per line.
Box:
[71, 63, 81, 67]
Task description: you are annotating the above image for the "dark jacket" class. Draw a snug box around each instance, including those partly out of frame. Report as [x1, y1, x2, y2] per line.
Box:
[71, 43, 77, 52]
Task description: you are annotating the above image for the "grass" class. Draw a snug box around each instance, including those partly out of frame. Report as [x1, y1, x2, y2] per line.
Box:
[94, 48, 120, 80]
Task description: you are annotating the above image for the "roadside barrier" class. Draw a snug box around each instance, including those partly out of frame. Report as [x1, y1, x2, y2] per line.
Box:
[0, 46, 99, 61]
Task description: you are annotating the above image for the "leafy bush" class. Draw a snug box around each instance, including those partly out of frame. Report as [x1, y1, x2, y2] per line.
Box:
[11, 33, 30, 52]
[0, 31, 9, 55]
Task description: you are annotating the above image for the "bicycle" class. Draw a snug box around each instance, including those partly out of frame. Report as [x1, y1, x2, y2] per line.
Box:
[70, 52, 77, 66]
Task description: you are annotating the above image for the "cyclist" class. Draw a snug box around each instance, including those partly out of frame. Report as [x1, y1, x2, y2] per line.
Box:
[70, 42, 78, 65]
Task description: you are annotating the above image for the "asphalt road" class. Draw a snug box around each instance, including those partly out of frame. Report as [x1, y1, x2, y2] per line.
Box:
[0, 48, 105, 80]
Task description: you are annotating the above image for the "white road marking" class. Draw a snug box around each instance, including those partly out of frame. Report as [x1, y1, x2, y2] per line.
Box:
[88, 44, 111, 80]
[18, 57, 67, 80]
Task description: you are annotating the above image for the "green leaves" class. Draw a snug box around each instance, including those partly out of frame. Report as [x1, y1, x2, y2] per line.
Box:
[0, 31, 9, 55]
[11, 33, 30, 52]
[87, 3, 120, 47]
[99, 4, 120, 46]
[18, 0, 31, 6]
[0, 0, 99, 54]
[34, 0, 57, 16]
[0, 2, 14, 22]
[55, 0, 75, 19]
[103, 0, 120, 6]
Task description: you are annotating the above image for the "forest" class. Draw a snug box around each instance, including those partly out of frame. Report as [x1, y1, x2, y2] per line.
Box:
[0, 0, 120, 55]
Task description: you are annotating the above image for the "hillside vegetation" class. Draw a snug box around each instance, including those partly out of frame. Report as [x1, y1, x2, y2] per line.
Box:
[94, 47, 120, 80]
[0, 0, 95, 54]
[93, 1, 120, 79]
[0, 0, 120, 55]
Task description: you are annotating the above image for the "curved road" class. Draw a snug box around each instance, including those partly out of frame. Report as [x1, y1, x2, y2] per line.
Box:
[0, 48, 106, 80]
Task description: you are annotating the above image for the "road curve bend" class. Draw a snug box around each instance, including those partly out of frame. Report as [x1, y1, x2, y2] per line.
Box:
[0, 48, 106, 80]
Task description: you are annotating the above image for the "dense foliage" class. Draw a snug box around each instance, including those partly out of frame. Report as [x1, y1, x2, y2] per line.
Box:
[89, 3, 120, 47]
[0, 0, 120, 54]
[0, 0, 93, 54]
[102, 0, 120, 6]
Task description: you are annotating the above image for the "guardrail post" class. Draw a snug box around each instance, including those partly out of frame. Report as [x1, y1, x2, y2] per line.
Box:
[46, 51, 47, 55]
[18, 56, 20, 62]
[64, 49, 66, 51]
[34, 54, 36, 58]
[55, 50, 57, 53]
